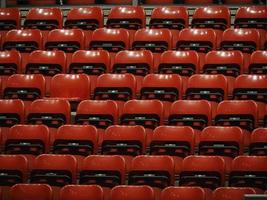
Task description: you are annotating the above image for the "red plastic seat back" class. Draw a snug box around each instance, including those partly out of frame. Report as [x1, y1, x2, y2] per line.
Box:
[250, 128, 267, 156]
[80, 155, 126, 187]
[65, 7, 103, 30]
[110, 185, 155, 200]
[180, 155, 225, 190]
[0, 8, 20, 35]
[212, 187, 256, 200]
[59, 185, 103, 200]
[160, 186, 206, 200]
[9, 184, 53, 200]
[31, 154, 77, 186]
[129, 155, 175, 188]
[248, 50, 267, 74]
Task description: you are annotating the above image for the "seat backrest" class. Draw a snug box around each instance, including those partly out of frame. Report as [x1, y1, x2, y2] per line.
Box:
[110, 185, 155, 200]
[186, 74, 228, 103]
[0, 155, 28, 185]
[158, 50, 199, 76]
[220, 28, 261, 53]
[79, 155, 126, 187]
[160, 186, 206, 200]
[121, 100, 164, 129]
[107, 6, 146, 30]
[27, 99, 71, 128]
[26, 50, 67, 75]
[69, 50, 110, 75]
[250, 128, 267, 156]
[230, 156, 267, 191]
[94, 73, 136, 101]
[65, 7, 103, 30]
[199, 126, 244, 158]
[24, 8, 63, 30]
[203, 50, 244, 76]
[102, 125, 146, 156]
[9, 184, 53, 200]
[235, 6, 267, 30]
[113, 50, 154, 75]
[192, 6, 230, 31]
[150, 7, 188, 30]
[30, 154, 77, 187]
[90, 28, 130, 52]
[53, 125, 98, 156]
[3, 29, 42, 53]
[0, 8, 20, 31]
[140, 74, 183, 101]
[133, 28, 173, 53]
[59, 185, 103, 200]
[0, 50, 22, 76]
[180, 155, 225, 190]
[176, 28, 217, 53]
[212, 187, 256, 200]
[248, 50, 267, 74]
[45, 29, 85, 53]
[3, 74, 45, 101]
[75, 100, 118, 128]
[169, 100, 212, 130]
[6, 125, 50, 156]
[215, 100, 258, 131]
[50, 74, 90, 101]
[151, 126, 195, 158]
[129, 155, 175, 188]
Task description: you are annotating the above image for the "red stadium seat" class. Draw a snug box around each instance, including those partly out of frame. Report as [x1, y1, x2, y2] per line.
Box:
[212, 187, 256, 200]
[107, 6, 145, 43]
[53, 125, 98, 169]
[27, 99, 71, 144]
[229, 156, 267, 193]
[121, 100, 164, 144]
[25, 50, 67, 96]
[215, 100, 258, 146]
[233, 75, 267, 122]
[203, 50, 244, 94]
[192, 6, 230, 47]
[68, 50, 110, 92]
[102, 125, 146, 170]
[110, 185, 155, 200]
[5, 125, 50, 167]
[105, 0, 132, 4]
[180, 156, 225, 190]
[132, 28, 172, 67]
[3, 74, 45, 109]
[65, 7, 103, 30]
[9, 184, 53, 200]
[66, 0, 96, 4]
[0, 8, 20, 37]
[160, 186, 206, 200]
[142, 0, 174, 4]
[199, 126, 244, 173]
[94, 74, 136, 114]
[151, 126, 195, 173]
[235, 6, 267, 49]
[185, 0, 214, 3]
[89, 28, 130, 62]
[0, 99, 24, 144]
[28, 0, 58, 6]
[0, 50, 21, 93]
[248, 50, 267, 74]
[45, 29, 85, 56]
[169, 100, 212, 144]
[24, 8, 63, 41]
[30, 154, 77, 186]
[150, 7, 188, 30]
[129, 155, 175, 190]
[50, 74, 90, 109]
[80, 155, 126, 199]
[140, 74, 183, 119]
[0, 155, 28, 200]
[249, 128, 267, 156]
[185, 74, 228, 117]
[224, 0, 253, 3]
[59, 185, 103, 200]
[113, 50, 153, 94]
